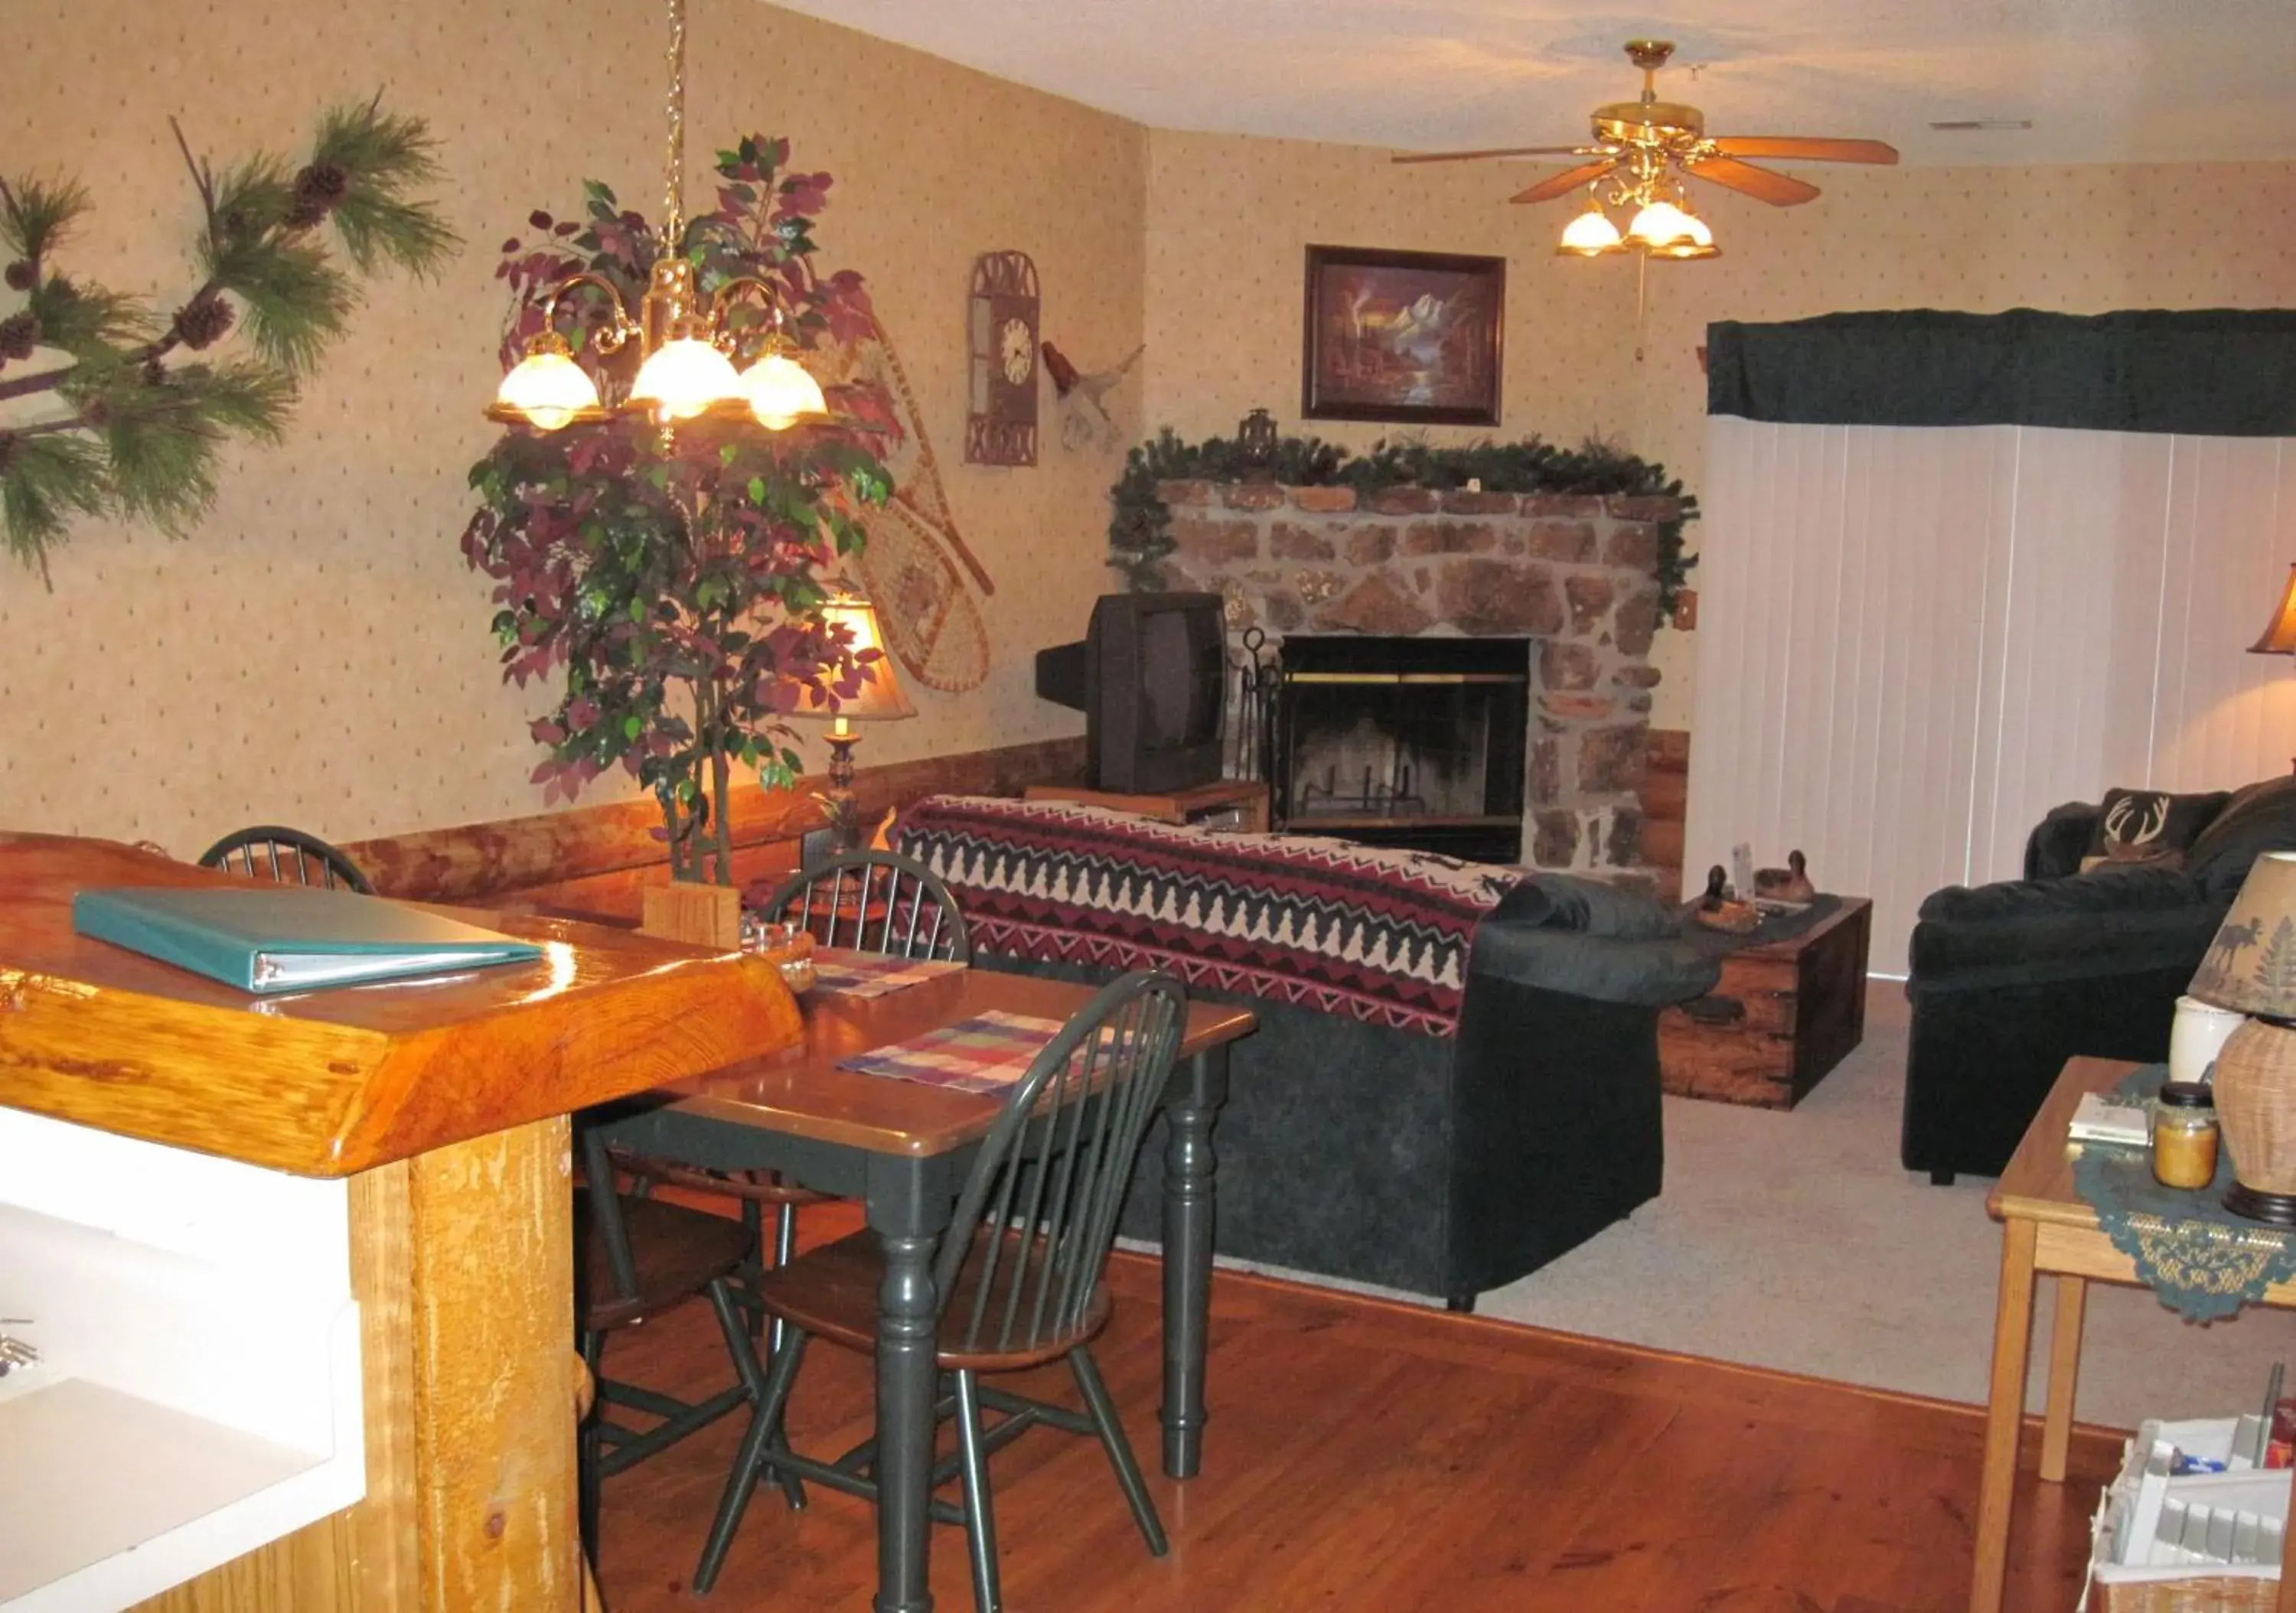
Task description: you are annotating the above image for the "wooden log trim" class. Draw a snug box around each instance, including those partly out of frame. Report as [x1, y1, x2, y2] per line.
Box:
[341, 736, 1086, 906]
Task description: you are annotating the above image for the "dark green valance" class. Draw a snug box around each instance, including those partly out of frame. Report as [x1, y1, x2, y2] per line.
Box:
[1707, 308, 2296, 437]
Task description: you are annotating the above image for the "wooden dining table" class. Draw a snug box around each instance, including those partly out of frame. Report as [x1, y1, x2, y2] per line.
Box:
[592, 965, 1257, 1613]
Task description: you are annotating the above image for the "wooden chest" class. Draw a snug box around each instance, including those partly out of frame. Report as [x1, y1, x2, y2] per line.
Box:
[1658, 896, 1872, 1110]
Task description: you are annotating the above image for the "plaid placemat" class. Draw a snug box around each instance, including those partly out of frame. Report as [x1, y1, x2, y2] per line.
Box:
[810, 950, 967, 999]
[837, 1010, 1064, 1093]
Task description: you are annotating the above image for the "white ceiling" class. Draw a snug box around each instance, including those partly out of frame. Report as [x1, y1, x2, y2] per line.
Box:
[770, 0, 2296, 166]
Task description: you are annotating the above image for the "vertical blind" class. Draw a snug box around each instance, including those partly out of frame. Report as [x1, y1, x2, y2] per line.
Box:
[1687, 417, 2296, 974]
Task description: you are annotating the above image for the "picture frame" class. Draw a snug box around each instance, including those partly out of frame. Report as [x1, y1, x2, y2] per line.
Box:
[1300, 245, 1505, 427]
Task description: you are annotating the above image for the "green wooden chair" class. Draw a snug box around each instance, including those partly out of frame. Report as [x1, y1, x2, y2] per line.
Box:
[755, 848, 973, 963]
[691, 969, 1186, 1611]
[619, 849, 973, 1350]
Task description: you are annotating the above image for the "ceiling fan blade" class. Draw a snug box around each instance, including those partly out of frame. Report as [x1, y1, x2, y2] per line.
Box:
[1710, 135, 1900, 165]
[1510, 158, 1619, 204]
[1682, 155, 1821, 206]
[1393, 145, 1594, 165]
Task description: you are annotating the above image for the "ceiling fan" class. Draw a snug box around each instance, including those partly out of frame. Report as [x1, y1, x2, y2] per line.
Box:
[1395, 40, 1897, 258]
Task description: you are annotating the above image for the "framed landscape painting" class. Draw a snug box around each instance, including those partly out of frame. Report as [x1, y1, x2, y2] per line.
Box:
[1300, 245, 1505, 426]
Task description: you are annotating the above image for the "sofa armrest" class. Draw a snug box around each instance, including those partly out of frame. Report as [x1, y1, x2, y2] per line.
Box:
[1470, 927, 1720, 1006]
[2025, 801, 2101, 880]
[1465, 872, 1720, 1005]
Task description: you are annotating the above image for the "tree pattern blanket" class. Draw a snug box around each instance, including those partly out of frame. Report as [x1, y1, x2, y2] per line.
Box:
[892, 795, 1526, 1038]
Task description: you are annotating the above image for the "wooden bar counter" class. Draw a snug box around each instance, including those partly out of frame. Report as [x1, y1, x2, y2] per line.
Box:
[0, 833, 801, 1611]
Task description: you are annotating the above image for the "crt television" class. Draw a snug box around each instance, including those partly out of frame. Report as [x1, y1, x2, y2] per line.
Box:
[1035, 592, 1227, 793]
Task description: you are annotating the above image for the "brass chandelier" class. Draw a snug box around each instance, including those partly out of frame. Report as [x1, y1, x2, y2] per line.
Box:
[488, 0, 827, 432]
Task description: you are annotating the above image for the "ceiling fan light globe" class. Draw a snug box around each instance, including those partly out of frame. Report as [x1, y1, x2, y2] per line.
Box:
[495, 341, 600, 432]
[631, 337, 742, 420]
[1558, 207, 1625, 256]
[1626, 198, 1697, 248]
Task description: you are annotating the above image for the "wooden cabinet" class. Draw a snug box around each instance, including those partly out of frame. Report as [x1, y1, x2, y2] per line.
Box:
[1657, 897, 1872, 1110]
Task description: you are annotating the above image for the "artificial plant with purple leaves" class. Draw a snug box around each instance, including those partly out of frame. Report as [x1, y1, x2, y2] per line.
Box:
[462, 135, 902, 885]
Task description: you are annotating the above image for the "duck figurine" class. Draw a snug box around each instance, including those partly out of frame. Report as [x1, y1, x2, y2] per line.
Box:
[1753, 849, 1817, 904]
[1693, 864, 1760, 933]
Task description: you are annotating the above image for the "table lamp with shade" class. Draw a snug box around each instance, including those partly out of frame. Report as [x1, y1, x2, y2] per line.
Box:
[2187, 849, 2296, 1223]
[795, 595, 915, 850]
[2249, 562, 2296, 774]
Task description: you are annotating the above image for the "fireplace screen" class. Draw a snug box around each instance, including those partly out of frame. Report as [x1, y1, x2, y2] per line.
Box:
[1273, 636, 1529, 862]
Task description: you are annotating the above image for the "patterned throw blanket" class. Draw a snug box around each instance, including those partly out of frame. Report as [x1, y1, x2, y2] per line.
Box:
[892, 795, 1526, 1038]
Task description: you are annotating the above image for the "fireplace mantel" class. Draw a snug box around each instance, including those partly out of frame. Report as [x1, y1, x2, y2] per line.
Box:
[1154, 478, 1678, 885]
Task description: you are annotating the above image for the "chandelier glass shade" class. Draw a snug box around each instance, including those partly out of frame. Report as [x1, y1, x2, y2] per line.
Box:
[742, 339, 831, 429]
[629, 335, 742, 421]
[493, 333, 601, 431]
[487, 0, 827, 432]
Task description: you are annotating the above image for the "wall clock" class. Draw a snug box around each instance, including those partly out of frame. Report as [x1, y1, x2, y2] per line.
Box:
[966, 249, 1039, 467]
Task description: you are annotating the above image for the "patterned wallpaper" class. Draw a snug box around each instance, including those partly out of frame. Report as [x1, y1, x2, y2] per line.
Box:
[1142, 131, 1637, 453]
[1143, 135, 2296, 726]
[11, 1, 2295, 849]
[1, 0, 1143, 854]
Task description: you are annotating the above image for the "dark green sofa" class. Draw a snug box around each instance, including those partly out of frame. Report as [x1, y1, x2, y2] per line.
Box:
[1903, 775, 2296, 1183]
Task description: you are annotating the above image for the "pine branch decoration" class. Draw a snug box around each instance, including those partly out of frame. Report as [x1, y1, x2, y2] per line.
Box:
[0, 96, 458, 581]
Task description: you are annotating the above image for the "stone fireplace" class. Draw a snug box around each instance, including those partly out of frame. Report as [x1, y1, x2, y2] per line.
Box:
[1153, 477, 1678, 885]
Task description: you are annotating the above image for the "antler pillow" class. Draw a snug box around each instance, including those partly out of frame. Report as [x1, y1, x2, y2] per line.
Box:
[2079, 787, 2226, 873]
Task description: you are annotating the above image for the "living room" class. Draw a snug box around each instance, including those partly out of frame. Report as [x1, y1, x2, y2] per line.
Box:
[5, 1, 2296, 1610]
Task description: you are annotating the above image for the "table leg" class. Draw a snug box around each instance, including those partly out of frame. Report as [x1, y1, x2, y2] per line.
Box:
[867, 1160, 950, 1613]
[1969, 1216, 2039, 1613]
[2039, 1275, 2087, 1484]
[1160, 1044, 1228, 1480]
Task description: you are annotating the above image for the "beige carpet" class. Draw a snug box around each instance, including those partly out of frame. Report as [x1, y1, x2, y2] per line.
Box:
[1238, 983, 2296, 1430]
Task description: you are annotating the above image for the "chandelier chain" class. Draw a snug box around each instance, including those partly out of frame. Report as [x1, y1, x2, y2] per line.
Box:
[663, 0, 687, 245]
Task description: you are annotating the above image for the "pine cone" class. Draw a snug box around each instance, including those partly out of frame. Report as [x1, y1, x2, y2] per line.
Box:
[0, 311, 39, 361]
[171, 293, 235, 351]
[2, 259, 33, 292]
[285, 161, 351, 230]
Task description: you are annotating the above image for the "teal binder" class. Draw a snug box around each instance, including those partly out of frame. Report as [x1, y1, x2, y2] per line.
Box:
[72, 885, 545, 994]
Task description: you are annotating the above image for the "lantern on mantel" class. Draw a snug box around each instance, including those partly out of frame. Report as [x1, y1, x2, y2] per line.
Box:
[1238, 408, 1279, 481]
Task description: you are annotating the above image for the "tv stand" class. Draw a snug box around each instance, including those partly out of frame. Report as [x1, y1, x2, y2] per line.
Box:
[1024, 779, 1271, 833]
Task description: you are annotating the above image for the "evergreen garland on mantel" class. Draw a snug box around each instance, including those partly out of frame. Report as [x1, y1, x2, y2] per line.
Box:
[0, 96, 457, 584]
[1108, 429, 1699, 612]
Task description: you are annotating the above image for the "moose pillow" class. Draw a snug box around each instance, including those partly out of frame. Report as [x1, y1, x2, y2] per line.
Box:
[2080, 787, 2223, 873]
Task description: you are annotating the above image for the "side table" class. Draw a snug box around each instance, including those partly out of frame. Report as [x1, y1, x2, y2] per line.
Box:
[1971, 1054, 2296, 1613]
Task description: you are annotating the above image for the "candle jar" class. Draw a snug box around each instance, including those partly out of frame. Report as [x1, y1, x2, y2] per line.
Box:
[2151, 1080, 2221, 1191]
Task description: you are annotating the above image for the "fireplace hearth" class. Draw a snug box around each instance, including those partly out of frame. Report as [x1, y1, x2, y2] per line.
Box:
[1274, 637, 1529, 862]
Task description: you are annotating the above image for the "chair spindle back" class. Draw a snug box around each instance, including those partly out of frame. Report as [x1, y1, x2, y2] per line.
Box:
[756, 850, 970, 962]
[938, 971, 1186, 1356]
[197, 825, 373, 894]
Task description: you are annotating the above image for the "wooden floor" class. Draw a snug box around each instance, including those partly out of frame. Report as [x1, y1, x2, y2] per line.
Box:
[592, 1247, 2115, 1612]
